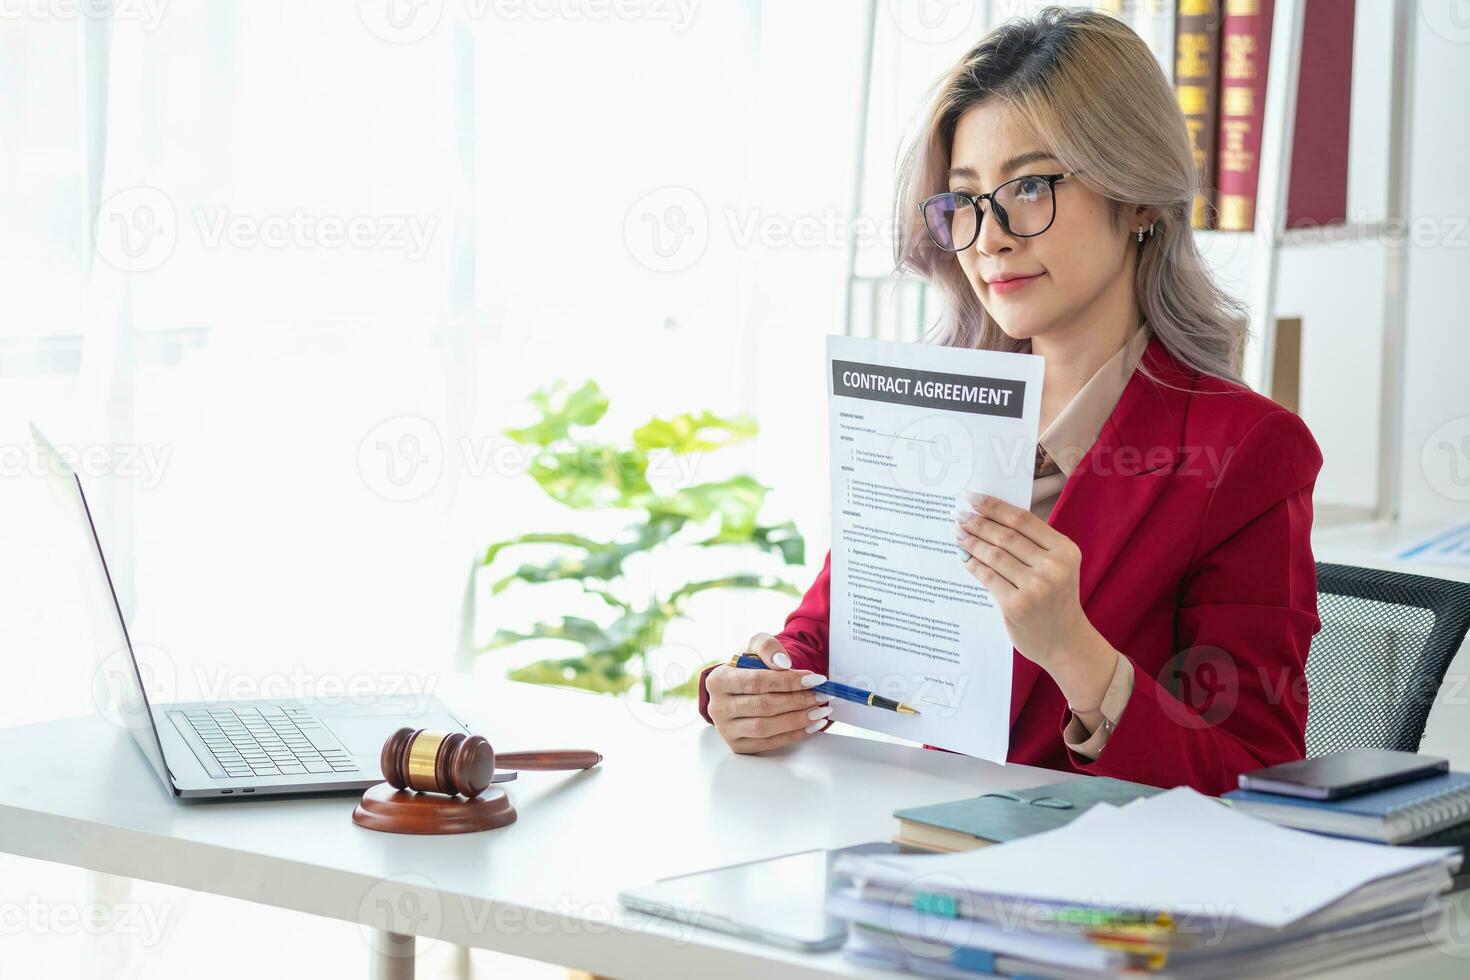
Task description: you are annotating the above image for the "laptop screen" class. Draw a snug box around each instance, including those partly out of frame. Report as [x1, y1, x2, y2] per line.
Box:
[32, 425, 174, 795]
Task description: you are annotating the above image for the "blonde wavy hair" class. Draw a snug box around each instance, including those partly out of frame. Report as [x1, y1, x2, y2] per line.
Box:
[895, 5, 1247, 385]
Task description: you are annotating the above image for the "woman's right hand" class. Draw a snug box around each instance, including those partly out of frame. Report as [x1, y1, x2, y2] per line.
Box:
[706, 632, 832, 754]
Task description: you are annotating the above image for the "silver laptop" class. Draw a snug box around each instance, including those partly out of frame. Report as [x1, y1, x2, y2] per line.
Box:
[34, 424, 481, 800]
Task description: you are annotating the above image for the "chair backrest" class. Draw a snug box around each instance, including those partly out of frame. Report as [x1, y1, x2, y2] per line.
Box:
[1304, 562, 1470, 757]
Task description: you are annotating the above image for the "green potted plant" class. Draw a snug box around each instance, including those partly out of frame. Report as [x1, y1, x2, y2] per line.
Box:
[476, 379, 805, 702]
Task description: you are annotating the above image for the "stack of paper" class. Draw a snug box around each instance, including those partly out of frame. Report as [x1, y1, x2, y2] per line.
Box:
[829, 788, 1461, 978]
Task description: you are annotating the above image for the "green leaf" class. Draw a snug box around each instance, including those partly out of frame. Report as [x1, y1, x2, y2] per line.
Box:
[594, 604, 672, 658]
[667, 574, 801, 610]
[580, 585, 633, 613]
[696, 519, 805, 565]
[504, 380, 610, 447]
[527, 445, 653, 510]
[478, 380, 807, 706]
[483, 515, 688, 592]
[481, 531, 604, 566]
[641, 475, 766, 536]
[633, 410, 758, 454]
[480, 616, 609, 651]
[508, 655, 636, 695]
[481, 605, 672, 665]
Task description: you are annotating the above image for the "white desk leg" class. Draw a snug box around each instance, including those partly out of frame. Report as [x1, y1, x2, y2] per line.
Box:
[368, 930, 416, 980]
[450, 944, 472, 979]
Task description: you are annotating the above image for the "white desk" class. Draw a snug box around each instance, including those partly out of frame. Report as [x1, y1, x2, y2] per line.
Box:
[1, 675, 1467, 979]
[1314, 520, 1470, 584]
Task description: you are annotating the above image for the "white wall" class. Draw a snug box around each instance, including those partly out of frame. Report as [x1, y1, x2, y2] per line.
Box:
[1396, 2, 1470, 525]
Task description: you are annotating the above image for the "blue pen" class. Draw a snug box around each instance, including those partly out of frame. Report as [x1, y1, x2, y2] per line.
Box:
[726, 653, 921, 715]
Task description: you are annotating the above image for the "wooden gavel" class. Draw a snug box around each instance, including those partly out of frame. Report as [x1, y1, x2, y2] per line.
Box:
[380, 727, 602, 799]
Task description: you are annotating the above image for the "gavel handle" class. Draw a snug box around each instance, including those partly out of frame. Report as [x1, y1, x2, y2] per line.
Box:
[496, 750, 602, 771]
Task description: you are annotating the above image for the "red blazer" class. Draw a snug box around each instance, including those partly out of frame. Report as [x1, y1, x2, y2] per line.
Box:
[699, 337, 1324, 796]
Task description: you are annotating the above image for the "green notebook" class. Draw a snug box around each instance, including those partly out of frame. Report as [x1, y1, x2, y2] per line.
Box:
[894, 777, 1164, 851]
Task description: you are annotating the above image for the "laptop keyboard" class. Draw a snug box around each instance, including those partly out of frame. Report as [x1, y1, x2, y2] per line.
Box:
[178, 705, 360, 779]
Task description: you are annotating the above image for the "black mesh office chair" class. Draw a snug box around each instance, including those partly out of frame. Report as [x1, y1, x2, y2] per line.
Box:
[1304, 562, 1470, 757]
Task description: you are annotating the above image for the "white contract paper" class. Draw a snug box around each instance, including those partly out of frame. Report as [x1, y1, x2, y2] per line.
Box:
[826, 335, 1044, 760]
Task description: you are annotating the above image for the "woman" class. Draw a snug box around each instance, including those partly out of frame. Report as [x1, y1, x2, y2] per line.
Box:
[697, 8, 1322, 796]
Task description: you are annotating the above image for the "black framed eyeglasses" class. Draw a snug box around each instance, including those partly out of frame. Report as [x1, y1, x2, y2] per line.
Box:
[918, 173, 1069, 252]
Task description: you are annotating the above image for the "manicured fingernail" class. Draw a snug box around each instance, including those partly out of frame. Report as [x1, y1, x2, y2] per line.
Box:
[808, 704, 833, 721]
[952, 505, 971, 521]
[772, 651, 792, 669]
[800, 673, 827, 687]
[805, 720, 826, 734]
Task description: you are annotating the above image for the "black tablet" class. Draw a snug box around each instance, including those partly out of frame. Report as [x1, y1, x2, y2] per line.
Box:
[1238, 749, 1449, 800]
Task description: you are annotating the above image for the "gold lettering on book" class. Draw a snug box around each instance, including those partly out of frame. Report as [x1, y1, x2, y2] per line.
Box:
[1224, 34, 1259, 80]
[1219, 195, 1252, 229]
[1177, 34, 1210, 78]
[1222, 85, 1255, 116]
[1219, 117, 1253, 172]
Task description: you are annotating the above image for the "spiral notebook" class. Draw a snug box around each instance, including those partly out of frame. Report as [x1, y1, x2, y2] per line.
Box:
[1225, 771, 1470, 843]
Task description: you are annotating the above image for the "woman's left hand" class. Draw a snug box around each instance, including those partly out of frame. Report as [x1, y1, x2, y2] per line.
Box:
[952, 492, 1098, 674]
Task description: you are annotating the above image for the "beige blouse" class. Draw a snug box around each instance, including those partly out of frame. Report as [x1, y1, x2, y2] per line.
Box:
[1028, 321, 1151, 759]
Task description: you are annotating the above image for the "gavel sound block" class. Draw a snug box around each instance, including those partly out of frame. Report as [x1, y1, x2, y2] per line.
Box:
[352, 727, 603, 835]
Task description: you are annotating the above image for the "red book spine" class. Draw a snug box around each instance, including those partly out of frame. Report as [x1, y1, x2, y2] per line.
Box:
[1176, 0, 1225, 230]
[1286, 0, 1355, 228]
[1216, 0, 1275, 232]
